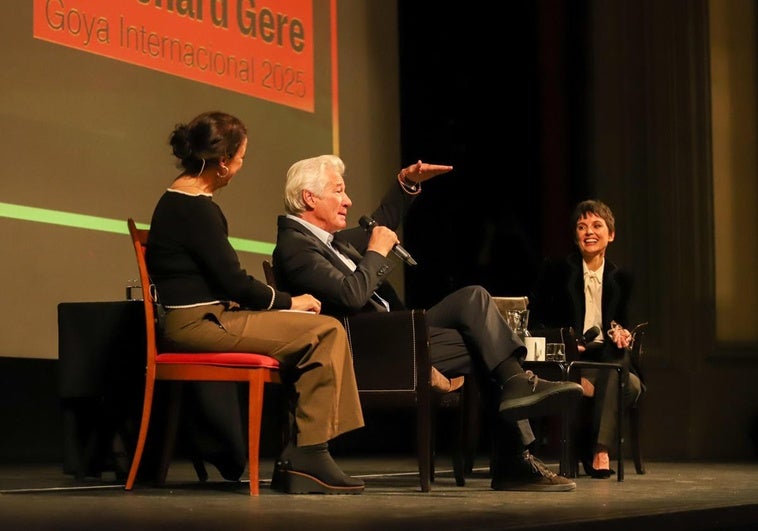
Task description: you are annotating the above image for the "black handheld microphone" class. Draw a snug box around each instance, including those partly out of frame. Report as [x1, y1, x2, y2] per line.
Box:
[359, 215, 418, 266]
[582, 326, 602, 344]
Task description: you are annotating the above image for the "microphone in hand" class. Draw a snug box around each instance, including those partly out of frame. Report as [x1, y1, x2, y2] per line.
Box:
[359, 215, 418, 266]
[581, 326, 602, 345]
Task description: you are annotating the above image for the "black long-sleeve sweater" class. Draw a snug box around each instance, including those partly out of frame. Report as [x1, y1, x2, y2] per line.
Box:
[146, 190, 291, 310]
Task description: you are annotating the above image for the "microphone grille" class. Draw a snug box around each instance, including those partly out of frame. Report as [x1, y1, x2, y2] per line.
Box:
[359, 215, 375, 230]
[584, 326, 601, 341]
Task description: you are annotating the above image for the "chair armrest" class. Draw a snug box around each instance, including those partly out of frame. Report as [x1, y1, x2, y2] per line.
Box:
[342, 310, 431, 392]
[629, 322, 649, 382]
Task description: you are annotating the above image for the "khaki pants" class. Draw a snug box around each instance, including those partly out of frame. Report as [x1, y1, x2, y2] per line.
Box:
[160, 304, 364, 446]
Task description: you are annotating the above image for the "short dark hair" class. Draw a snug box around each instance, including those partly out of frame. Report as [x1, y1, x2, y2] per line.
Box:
[571, 199, 616, 235]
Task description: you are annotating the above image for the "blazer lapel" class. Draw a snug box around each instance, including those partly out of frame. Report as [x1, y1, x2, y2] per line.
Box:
[567, 255, 585, 332]
[602, 262, 621, 328]
[330, 238, 362, 264]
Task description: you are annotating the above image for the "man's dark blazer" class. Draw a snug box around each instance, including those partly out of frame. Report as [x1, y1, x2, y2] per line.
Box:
[272, 183, 414, 318]
[529, 251, 635, 366]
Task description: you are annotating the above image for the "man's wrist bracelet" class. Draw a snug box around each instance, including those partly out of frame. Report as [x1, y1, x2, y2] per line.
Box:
[397, 172, 421, 195]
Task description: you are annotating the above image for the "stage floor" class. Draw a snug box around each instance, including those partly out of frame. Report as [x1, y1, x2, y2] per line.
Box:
[2, 456, 758, 531]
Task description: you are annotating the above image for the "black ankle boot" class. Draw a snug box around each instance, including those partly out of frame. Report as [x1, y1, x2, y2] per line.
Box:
[271, 443, 364, 494]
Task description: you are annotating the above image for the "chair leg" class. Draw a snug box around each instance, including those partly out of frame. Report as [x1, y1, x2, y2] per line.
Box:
[570, 397, 594, 478]
[417, 385, 432, 492]
[430, 400, 437, 484]
[246, 372, 269, 496]
[125, 377, 156, 491]
[462, 376, 483, 477]
[451, 383, 475, 487]
[615, 368, 624, 482]
[155, 382, 183, 486]
[629, 403, 646, 474]
[567, 418, 579, 479]
[558, 363, 574, 478]
[452, 445, 466, 486]
[560, 400, 574, 478]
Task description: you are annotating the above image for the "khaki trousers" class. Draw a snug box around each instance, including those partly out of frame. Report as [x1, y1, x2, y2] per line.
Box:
[160, 304, 364, 446]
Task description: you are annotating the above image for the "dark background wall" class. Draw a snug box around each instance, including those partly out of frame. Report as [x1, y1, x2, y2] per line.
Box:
[398, 2, 595, 305]
[396, 0, 758, 462]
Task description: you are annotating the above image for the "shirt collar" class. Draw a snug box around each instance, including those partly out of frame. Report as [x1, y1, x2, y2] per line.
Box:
[287, 214, 333, 247]
[583, 260, 605, 283]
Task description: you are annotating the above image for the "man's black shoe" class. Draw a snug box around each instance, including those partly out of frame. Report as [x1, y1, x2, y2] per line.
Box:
[498, 370, 583, 420]
[491, 450, 576, 492]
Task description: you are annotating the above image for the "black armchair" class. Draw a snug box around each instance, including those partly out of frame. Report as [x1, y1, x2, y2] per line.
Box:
[523, 326, 582, 477]
[567, 321, 649, 481]
[262, 260, 472, 491]
[527, 323, 648, 481]
[342, 309, 475, 490]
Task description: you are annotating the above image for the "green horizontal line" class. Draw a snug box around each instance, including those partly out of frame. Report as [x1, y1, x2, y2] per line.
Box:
[0, 202, 274, 256]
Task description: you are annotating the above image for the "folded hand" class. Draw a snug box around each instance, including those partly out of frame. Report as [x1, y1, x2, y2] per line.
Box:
[291, 294, 322, 314]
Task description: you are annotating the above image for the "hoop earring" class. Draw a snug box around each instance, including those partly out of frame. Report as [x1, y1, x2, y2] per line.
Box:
[217, 165, 229, 178]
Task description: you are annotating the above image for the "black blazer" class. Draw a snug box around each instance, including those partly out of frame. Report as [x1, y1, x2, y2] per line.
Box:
[272, 182, 415, 318]
[530, 252, 635, 366]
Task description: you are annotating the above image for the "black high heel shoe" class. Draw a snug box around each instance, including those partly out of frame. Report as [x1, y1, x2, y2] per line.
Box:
[581, 454, 615, 479]
[270, 443, 364, 495]
[203, 452, 244, 482]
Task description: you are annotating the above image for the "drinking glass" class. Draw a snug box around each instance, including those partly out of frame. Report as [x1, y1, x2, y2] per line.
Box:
[545, 342, 566, 362]
[506, 309, 530, 338]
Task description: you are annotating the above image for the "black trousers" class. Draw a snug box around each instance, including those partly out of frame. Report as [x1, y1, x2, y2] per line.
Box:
[423, 285, 534, 449]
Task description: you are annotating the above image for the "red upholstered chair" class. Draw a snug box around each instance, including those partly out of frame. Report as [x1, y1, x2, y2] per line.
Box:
[125, 218, 282, 496]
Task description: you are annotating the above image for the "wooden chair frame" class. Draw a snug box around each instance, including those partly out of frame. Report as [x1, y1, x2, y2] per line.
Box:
[125, 219, 281, 496]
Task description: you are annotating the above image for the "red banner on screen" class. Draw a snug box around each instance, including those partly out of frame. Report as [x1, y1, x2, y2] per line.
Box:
[33, 0, 315, 112]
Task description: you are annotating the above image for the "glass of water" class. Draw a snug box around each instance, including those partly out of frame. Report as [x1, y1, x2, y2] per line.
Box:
[506, 309, 530, 338]
[545, 342, 566, 363]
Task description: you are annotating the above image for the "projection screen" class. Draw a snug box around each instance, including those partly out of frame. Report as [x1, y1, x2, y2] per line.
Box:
[1, 0, 401, 359]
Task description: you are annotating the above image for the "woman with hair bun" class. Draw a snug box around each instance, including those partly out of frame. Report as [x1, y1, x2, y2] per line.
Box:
[145, 111, 365, 494]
